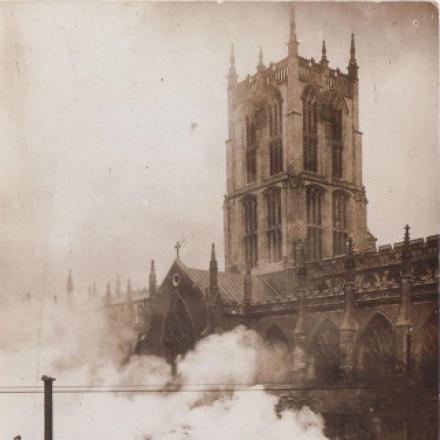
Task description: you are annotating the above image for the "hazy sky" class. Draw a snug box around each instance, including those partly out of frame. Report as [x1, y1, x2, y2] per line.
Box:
[0, 2, 438, 298]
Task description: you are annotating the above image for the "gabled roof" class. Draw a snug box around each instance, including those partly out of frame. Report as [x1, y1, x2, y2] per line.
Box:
[173, 257, 281, 305]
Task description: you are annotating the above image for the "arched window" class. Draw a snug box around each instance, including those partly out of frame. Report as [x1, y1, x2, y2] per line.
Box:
[333, 191, 348, 256]
[265, 324, 289, 348]
[136, 304, 145, 325]
[309, 320, 340, 383]
[306, 186, 323, 261]
[418, 312, 438, 385]
[361, 272, 377, 290]
[329, 97, 343, 179]
[162, 293, 195, 362]
[303, 89, 319, 173]
[269, 99, 283, 175]
[357, 314, 396, 381]
[246, 116, 257, 183]
[266, 188, 282, 262]
[243, 195, 258, 267]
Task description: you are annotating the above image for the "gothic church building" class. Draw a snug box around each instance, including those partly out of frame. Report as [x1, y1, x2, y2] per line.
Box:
[140, 7, 438, 440]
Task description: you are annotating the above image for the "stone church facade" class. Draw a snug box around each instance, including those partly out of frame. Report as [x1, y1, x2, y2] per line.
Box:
[136, 7, 438, 440]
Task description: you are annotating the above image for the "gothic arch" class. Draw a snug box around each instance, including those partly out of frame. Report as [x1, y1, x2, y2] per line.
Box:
[301, 84, 321, 103]
[321, 89, 349, 116]
[265, 84, 283, 102]
[358, 272, 378, 290]
[414, 262, 431, 282]
[416, 311, 438, 385]
[161, 291, 195, 362]
[385, 268, 401, 286]
[308, 318, 340, 382]
[136, 304, 145, 325]
[264, 324, 289, 348]
[356, 313, 396, 380]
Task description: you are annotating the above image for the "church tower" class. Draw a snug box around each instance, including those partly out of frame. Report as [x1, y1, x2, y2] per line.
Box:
[224, 4, 375, 275]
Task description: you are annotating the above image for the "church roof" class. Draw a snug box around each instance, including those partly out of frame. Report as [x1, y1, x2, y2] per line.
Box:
[183, 266, 281, 305]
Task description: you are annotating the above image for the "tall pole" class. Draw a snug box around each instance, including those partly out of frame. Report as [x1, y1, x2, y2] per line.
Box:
[41, 375, 55, 440]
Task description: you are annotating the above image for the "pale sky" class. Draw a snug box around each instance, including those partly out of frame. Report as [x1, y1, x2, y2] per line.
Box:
[0, 2, 438, 298]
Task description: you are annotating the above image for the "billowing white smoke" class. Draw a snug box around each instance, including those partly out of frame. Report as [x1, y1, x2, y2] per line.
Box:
[0, 296, 328, 440]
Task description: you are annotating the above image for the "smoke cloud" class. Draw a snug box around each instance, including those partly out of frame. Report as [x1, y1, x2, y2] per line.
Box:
[0, 297, 327, 440]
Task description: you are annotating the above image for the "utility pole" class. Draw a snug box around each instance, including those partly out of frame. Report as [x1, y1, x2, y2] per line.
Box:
[41, 376, 55, 440]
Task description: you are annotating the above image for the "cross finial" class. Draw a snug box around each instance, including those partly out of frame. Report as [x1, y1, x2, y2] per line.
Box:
[175, 241, 182, 258]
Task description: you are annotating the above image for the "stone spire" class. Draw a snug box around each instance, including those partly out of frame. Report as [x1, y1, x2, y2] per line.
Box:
[397, 225, 413, 326]
[340, 237, 358, 381]
[350, 32, 356, 61]
[292, 240, 307, 376]
[348, 33, 358, 79]
[115, 275, 121, 296]
[341, 237, 357, 330]
[320, 40, 329, 66]
[228, 43, 238, 88]
[209, 243, 218, 290]
[288, 2, 299, 57]
[206, 243, 221, 333]
[149, 260, 157, 298]
[397, 225, 413, 371]
[401, 224, 412, 277]
[294, 240, 307, 334]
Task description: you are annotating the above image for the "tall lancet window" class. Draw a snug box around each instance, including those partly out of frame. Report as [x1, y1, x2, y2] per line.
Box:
[243, 195, 258, 267]
[330, 98, 343, 179]
[266, 188, 282, 262]
[269, 99, 283, 175]
[306, 186, 324, 261]
[333, 191, 348, 256]
[246, 116, 257, 183]
[303, 89, 319, 173]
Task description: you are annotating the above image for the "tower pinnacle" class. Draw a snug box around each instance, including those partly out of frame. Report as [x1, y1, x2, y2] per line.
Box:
[228, 43, 238, 88]
[350, 32, 356, 61]
[320, 40, 328, 66]
[348, 33, 358, 79]
[209, 243, 218, 290]
[289, 2, 297, 39]
[288, 2, 299, 56]
[401, 225, 412, 276]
